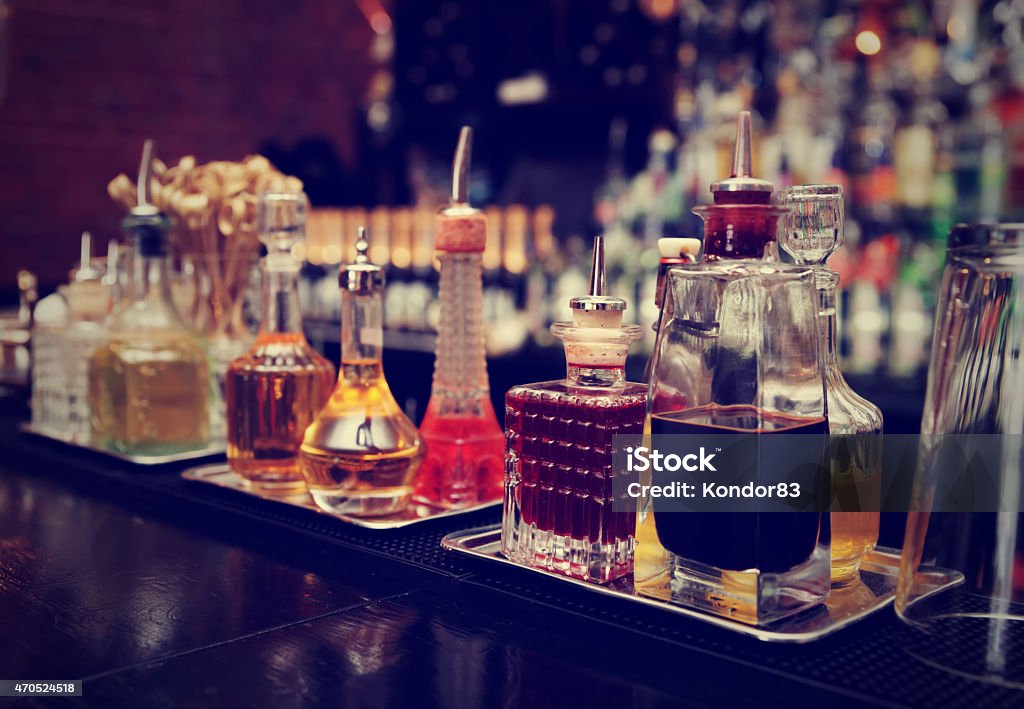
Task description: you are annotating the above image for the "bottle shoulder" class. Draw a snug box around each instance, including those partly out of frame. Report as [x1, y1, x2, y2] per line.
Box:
[825, 375, 884, 433]
[231, 335, 335, 373]
[506, 380, 648, 407]
[91, 336, 209, 370]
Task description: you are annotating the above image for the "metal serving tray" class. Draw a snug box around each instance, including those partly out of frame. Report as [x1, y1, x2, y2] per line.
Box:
[441, 525, 963, 643]
[19, 423, 226, 466]
[182, 463, 501, 530]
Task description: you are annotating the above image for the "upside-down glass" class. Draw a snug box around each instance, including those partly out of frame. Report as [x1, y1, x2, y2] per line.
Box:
[896, 233, 1024, 687]
[636, 261, 831, 625]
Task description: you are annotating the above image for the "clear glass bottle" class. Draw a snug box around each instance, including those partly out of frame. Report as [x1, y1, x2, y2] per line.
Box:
[30, 289, 70, 435]
[226, 192, 335, 493]
[62, 231, 110, 443]
[414, 127, 505, 509]
[89, 140, 210, 454]
[299, 228, 423, 516]
[503, 236, 645, 583]
[636, 113, 831, 625]
[778, 184, 884, 586]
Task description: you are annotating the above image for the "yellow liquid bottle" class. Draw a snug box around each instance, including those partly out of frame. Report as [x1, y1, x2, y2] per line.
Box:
[299, 229, 423, 516]
[226, 193, 335, 493]
[89, 141, 209, 455]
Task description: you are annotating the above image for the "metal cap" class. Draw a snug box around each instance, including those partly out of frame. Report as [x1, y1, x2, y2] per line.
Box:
[340, 227, 385, 293]
[711, 112, 773, 201]
[570, 235, 626, 311]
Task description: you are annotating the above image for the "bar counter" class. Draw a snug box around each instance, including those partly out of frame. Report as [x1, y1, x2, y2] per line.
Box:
[0, 402, 1014, 709]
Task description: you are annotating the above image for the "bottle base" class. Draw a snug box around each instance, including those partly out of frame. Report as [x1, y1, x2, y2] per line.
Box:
[635, 545, 831, 625]
[308, 486, 412, 517]
[239, 476, 308, 497]
[501, 519, 633, 584]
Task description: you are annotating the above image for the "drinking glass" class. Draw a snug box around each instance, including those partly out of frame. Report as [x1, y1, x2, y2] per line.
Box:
[896, 231, 1024, 687]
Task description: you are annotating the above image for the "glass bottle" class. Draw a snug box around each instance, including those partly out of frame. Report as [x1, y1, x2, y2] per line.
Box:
[89, 140, 210, 454]
[414, 127, 505, 509]
[30, 286, 70, 435]
[503, 236, 646, 583]
[62, 231, 110, 443]
[777, 184, 883, 586]
[226, 192, 335, 493]
[636, 113, 830, 625]
[299, 228, 423, 516]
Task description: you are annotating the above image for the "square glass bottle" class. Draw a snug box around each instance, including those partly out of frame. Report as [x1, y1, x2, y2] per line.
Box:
[503, 236, 645, 583]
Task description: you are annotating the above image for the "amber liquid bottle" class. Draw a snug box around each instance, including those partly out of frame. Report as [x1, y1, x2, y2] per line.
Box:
[299, 228, 423, 516]
[226, 192, 335, 493]
[776, 184, 882, 585]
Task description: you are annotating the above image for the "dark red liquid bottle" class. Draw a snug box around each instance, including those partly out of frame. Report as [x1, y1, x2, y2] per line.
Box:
[501, 236, 645, 583]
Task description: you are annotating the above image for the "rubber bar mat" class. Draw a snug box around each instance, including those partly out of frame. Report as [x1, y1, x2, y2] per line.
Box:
[4, 430, 498, 587]
[453, 562, 1022, 708]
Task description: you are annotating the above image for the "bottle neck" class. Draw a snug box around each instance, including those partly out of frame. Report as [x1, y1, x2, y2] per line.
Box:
[566, 362, 626, 388]
[260, 263, 303, 335]
[340, 290, 383, 376]
[131, 253, 175, 307]
[817, 270, 842, 372]
[694, 205, 784, 261]
[431, 252, 489, 393]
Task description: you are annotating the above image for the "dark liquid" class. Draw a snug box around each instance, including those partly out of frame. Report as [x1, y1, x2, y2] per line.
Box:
[506, 383, 646, 545]
[650, 405, 826, 573]
[698, 207, 783, 261]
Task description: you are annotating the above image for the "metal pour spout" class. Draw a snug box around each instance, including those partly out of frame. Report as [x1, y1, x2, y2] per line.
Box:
[731, 111, 753, 179]
[137, 139, 154, 207]
[451, 126, 472, 205]
[588, 235, 607, 297]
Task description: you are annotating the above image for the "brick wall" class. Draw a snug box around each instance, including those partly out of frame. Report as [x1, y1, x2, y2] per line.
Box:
[0, 0, 374, 291]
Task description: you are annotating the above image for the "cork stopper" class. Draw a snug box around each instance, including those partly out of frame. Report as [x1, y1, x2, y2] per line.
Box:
[340, 227, 385, 293]
[570, 235, 626, 327]
[436, 126, 487, 253]
[657, 237, 702, 261]
[711, 112, 773, 204]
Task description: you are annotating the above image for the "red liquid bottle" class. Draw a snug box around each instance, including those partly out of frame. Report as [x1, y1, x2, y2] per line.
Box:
[503, 236, 645, 583]
[414, 127, 505, 509]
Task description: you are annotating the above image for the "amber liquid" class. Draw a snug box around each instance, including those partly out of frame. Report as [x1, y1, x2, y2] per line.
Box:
[89, 335, 209, 455]
[298, 360, 422, 516]
[828, 433, 881, 583]
[226, 333, 334, 493]
[649, 404, 827, 573]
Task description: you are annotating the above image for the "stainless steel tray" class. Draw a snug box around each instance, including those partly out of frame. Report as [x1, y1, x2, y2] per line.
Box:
[182, 463, 501, 530]
[19, 423, 226, 465]
[441, 525, 963, 643]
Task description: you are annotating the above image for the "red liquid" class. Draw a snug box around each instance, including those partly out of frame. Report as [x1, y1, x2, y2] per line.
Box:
[694, 205, 786, 261]
[650, 404, 827, 573]
[414, 401, 505, 508]
[505, 382, 646, 546]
